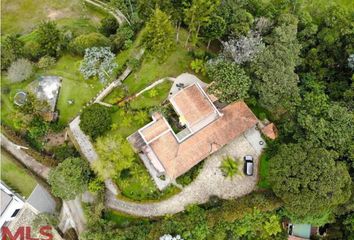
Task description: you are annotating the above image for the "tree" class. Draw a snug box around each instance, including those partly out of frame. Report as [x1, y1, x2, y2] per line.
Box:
[37, 21, 62, 57]
[1, 34, 24, 70]
[221, 31, 265, 64]
[220, 156, 239, 178]
[48, 157, 91, 200]
[69, 33, 110, 56]
[7, 58, 33, 83]
[200, 15, 226, 49]
[111, 24, 134, 52]
[80, 103, 112, 139]
[141, 9, 175, 62]
[79, 47, 117, 83]
[37, 56, 56, 69]
[252, 14, 301, 116]
[94, 133, 135, 179]
[99, 16, 119, 37]
[207, 60, 251, 103]
[269, 143, 351, 224]
[183, 0, 221, 46]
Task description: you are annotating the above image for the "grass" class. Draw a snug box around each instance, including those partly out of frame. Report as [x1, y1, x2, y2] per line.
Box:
[104, 210, 148, 227]
[258, 153, 271, 189]
[129, 80, 172, 109]
[1, 148, 37, 198]
[123, 30, 196, 95]
[41, 54, 105, 124]
[1, 0, 105, 35]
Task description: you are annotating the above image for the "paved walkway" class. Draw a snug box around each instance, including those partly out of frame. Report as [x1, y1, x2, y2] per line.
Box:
[1, 134, 50, 180]
[1, 134, 86, 234]
[84, 0, 130, 25]
[106, 129, 265, 217]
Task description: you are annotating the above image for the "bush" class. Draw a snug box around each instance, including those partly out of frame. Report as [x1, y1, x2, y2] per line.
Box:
[24, 41, 42, 61]
[1, 34, 24, 70]
[7, 58, 33, 83]
[80, 104, 112, 139]
[69, 33, 111, 56]
[127, 58, 141, 71]
[53, 144, 79, 162]
[88, 178, 105, 193]
[99, 16, 119, 37]
[48, 157, 91, 200]
[190, 59, 206, 75]
[37, 56, 56, 69]
[111, 24, 134, 52]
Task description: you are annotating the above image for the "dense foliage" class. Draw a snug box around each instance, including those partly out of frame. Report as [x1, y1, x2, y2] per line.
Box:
[269, 143, 351, 225]
[141, 9, 175, 61]
[207, 60, 251, 103]
[48, 157, 91, 200]
[80, 104, 112, 139]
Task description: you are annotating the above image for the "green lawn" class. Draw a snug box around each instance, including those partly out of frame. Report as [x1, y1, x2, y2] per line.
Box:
[42, 55, 105, 124]
[123, 30, 196, 95]
[258, 153, 271, 189]
[104, 210, 148, 227]
[130, 80, 172, 110]
[1, 148, 37, 197]
[1, 0, 105, 35]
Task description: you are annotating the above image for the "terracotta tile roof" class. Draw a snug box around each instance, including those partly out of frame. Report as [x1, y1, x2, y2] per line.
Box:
[140, 114, 169, 143]
[148, 101, 258, 178]
[171, 84, 216, 127]
[261, 123, 278, 140]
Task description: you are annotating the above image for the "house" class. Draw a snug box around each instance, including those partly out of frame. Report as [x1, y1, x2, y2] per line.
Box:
[0, 182, 63, 240]
[28, 76, 62, 121]
[0, 182, 24, 227]
[128, 76, 259, 189]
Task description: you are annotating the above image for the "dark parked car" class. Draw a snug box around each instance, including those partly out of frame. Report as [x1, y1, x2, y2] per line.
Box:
[244, 155, 254, 176]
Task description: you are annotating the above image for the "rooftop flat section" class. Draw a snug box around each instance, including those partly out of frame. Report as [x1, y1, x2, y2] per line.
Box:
[140, 115, 169, 143]
[149, 101, 258, 178]
[170, 84, 216, 127]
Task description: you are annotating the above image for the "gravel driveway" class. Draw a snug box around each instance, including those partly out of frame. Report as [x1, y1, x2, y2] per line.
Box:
[106, 127, 265, 217]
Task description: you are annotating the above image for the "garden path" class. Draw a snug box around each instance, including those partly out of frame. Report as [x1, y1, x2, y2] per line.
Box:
[106, 127, 265, 217]
[1, 134, 86, 234]
[84, 0, 130, 25]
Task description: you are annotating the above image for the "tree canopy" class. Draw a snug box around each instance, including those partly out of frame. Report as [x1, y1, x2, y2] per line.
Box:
[207, 60, 251, 103]
[80, 103, 112, 139]
[269, 143, 351, 224]
[36, 21, 62, 57]
[141, 8, 175, 61]
[48, 157, 91, 200]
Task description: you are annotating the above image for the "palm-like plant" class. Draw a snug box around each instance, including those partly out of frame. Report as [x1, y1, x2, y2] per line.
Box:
[220, 156, 239, 178]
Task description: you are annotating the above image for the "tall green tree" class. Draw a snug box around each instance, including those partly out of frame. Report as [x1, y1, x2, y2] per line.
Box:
[183, 0, 221, 46]
[207, 60, 251, 103]
[36, 21, 62, 57]
[141, 8, 175, 62]
[269, 143, 351, 224]
[48, 157, 91, 200]
[252, 14, 301, 116]
[200, 15, 226, 48]
[1, 34, 24, 70]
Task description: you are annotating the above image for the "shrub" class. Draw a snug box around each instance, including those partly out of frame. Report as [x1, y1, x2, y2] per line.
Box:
[88, 178, 105, 193]
[99, 16, 119, 37]
[69, 33, 111, 56]
[1, 34, 24, 70]
[37, 56, 56, 69]
[190, 59, 206, 75]
[220, 156, 239, 178]
[53, 144, 79, 162]
[7, 58, 33, 83]
[80, 104, 112, 139]
[48, 157, 91, 200]
[111, 24, 134, 52]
